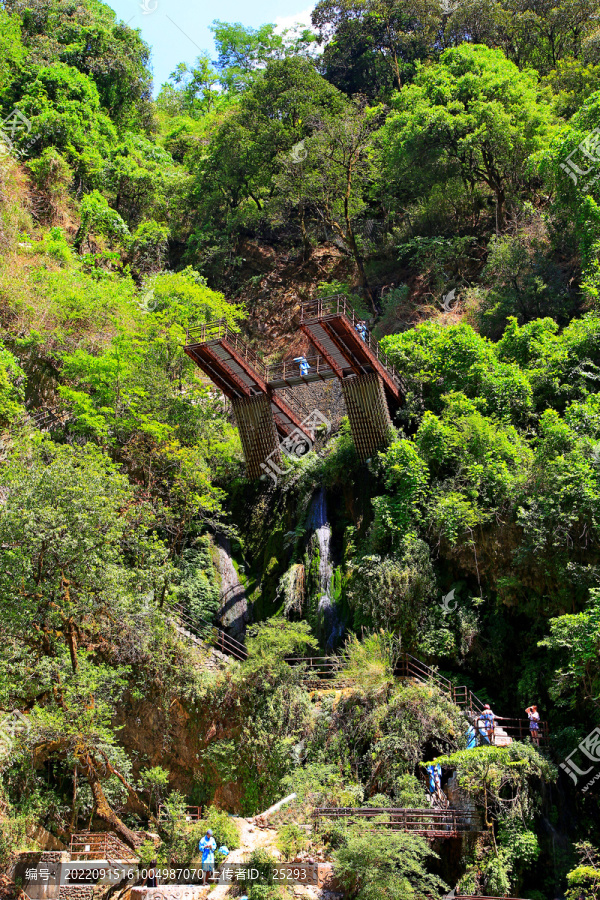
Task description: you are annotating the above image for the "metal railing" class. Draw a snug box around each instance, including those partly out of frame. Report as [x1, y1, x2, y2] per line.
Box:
[69, 832, 138, 860]
[396, 655, 549, 745]
[267, 355, 336, 383]
[186, 321, 268, 382]
[172, 604, 248, 662]
[395, 653, 456, 697]
[312, 807, 482, 834]
[284, 657, 341, 678]
[471, 715, 550, 744]
[300, 296, 402, 386]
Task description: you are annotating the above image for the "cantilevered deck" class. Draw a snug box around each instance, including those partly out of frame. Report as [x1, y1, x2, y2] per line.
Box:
[184, 303, 406, 475]
[300, 296, 403, 407]
[184, 322, 311, 440]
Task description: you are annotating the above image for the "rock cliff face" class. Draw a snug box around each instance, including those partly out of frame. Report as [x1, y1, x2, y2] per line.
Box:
[116, 639, 242, 810]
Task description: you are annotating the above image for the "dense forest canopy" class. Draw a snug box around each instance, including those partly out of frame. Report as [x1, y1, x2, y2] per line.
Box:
[1, 0, 600, 898]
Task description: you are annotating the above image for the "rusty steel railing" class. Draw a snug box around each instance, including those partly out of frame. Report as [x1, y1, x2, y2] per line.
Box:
[186, 321, 269, 382]
[267, 355, 336, 383]
[300, 296, 402, 386]
[312, 807, 483, 835]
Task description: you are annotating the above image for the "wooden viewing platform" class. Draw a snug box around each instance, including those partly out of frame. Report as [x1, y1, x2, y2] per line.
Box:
[312, 807, 483, 838]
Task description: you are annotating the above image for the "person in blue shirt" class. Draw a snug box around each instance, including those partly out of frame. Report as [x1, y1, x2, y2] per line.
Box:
[293, 356, 311, 377]
[199, 828, 217, 883]
[356, 321, 367, 341]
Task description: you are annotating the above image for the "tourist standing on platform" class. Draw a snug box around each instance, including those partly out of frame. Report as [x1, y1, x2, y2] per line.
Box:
[293, 356, 311, 376]
[356, 320, 368, 341]
[479, 704, 496, 744]
[525, 705, 541, 745]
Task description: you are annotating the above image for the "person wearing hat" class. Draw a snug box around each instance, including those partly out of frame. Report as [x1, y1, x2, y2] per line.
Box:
[199, 828, 217, 883]
[293, 356, 311, 377]
[525, 705, 541, 745]
[479, 704, 496, 745]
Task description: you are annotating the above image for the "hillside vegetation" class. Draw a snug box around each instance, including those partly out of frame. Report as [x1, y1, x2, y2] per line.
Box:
[1, 0, 600, 898]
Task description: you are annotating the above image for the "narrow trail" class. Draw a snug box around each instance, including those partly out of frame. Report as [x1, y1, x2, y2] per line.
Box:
[204, 818, 280, 900]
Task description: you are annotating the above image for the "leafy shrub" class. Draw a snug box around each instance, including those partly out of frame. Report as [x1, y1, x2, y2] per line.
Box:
[341, 631, 396, 690]
[75, 190, 130, 249]
[333, 826, 447, 900]
[203, 806, 240, 851]
[276, 823, 307, 859]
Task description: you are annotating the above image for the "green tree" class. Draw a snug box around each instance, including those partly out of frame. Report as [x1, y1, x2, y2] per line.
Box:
[6, 0, 153, 127]
[0, 8, 24, 94]
[380, 43, 556, 228]
[312, 0, 442, 98]
[211, 20, 317, 93]
[273, 100, 384, 310]
[0, 342, 24, 427]
[166, 55, 221, 117]
[433, 744, 555, 833]
[333, 825, 447, 900]
[540, 590, 600, 712]
[4, 62, 117, 184]
[0, 441, 169, 674]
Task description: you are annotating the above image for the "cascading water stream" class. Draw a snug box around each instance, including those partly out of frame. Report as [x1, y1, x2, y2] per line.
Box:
[216, 534, 249, 638]
[308, 487, 343, 648]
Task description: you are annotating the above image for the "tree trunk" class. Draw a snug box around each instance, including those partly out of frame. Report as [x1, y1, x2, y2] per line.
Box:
[495, 187, 505, 231]
[346, 227, 378, 315]
[81, 755, 139, 850]
[300, 203, 312, 261]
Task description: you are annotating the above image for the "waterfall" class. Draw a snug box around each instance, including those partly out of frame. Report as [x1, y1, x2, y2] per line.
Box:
[308, 487, 343, 649]
[216, 535, 249, 638]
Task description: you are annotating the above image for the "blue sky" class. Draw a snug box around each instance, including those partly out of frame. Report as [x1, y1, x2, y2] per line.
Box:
[106, 0, 315, 93]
